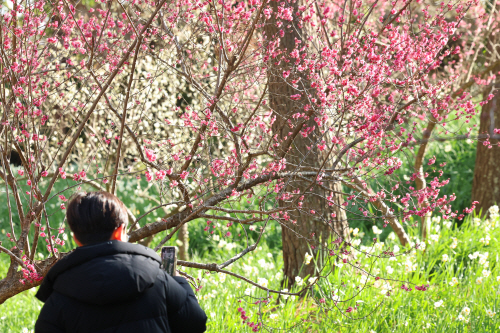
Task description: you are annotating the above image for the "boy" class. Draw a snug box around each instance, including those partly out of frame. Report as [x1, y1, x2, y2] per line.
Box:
[35, 191, 207, 333]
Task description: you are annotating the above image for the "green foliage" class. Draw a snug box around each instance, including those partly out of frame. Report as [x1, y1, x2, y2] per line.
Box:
[176, 197, 283, 258]
[169, 211, 500, 332]
[343, 115, 478, 242]
[0, 284, 40, 333]
[394, 115, 478, 215]
[423, 137, 477, 216]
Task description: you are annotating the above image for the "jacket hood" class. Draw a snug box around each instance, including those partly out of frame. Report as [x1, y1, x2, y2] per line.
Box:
[36, 241, 161, 305]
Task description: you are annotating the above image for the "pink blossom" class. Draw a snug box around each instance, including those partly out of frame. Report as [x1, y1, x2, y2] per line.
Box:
[155, 170, 166, 181]
[144, 147, 157, 162]
[145, 170, 153, 182]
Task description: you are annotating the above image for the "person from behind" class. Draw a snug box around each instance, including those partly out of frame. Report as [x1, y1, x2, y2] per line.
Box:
[35, 191, 207, 333]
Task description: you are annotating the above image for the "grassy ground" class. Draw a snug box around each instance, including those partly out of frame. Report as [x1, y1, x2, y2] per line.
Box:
[1, 211, 499, 332]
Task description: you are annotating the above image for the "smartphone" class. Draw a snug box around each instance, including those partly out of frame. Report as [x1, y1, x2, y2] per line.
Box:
[161, 246, 177, 276]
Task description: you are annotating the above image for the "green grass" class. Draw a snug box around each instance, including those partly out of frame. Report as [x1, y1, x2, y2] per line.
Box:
[0, 287, 39, 333]
[1, 211, 499, 332]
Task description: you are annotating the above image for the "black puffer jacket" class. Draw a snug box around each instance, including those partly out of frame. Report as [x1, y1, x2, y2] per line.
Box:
[35, 240, 207, 333]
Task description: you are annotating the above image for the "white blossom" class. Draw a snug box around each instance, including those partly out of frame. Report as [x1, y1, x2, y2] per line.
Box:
[295, 276, 304, 287]
[449, 277, 459, 286]
[258, 277, 268, 288]
[489, 205, 499, 215]
[304, 252, 313, 265]
[434, 300, 444, 308]
[461, 307, 470, 316]
[372, 225, 383, 235]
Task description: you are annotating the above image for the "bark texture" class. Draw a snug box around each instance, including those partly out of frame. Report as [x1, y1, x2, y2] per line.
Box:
[414, 121, 437, 240]
[177, 223, 189, 260]
[280, 183, 348, 283]
[472, 78, 500, 214]
[471, 19, 500, 215]
[264, 4, 348, 286]
[0, 253, 63, 304]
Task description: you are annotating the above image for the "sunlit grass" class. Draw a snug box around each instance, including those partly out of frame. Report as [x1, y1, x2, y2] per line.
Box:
[1, 211, 499, 332]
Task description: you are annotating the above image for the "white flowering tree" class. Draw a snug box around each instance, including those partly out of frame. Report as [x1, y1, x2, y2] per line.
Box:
[0, 0, 483, 306]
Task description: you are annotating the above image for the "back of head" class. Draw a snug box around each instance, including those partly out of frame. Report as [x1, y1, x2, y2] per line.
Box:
[67, 191, 128, 245]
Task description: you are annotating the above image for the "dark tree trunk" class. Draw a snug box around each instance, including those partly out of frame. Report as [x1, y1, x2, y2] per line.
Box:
[471, 17, 500, 215]
[264, 2, 348, 287]
[280, 181, 347, 284]
[472, 77, 500, 215]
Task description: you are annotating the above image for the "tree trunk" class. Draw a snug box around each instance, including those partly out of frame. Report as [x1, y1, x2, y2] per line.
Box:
[414, 122, 437, 240]
[280, 182, 347, 284]
[471, 17, 500, 215]
[177, 223, 189, 260]
[472, 78, 500, 215]
[0, 254, 63, 304]
[264, 3, 348, 287]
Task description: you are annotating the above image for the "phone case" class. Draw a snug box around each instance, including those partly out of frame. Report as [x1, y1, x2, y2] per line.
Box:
[161, 246, 177, 276]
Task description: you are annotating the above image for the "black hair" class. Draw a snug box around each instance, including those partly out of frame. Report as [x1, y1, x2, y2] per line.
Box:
[66, 191, 128, 245]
